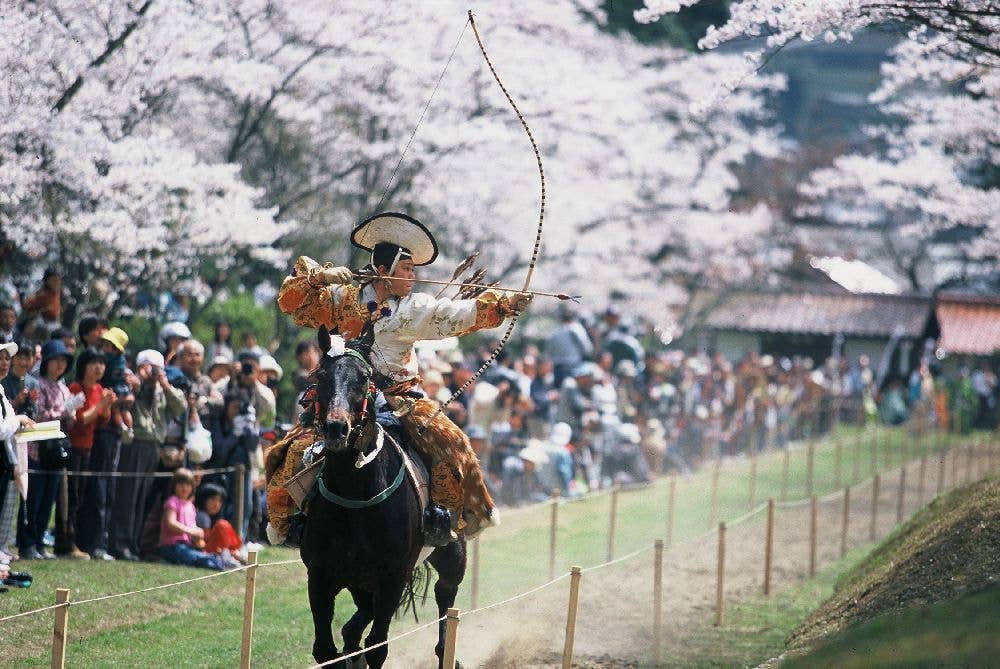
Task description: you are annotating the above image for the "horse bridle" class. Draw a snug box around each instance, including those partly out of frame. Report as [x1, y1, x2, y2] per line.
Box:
[315, 347, 409, 509]
[318, 347, 378, 461]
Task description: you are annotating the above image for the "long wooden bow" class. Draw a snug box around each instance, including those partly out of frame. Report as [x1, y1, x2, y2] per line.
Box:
[419, 10, 546, 430]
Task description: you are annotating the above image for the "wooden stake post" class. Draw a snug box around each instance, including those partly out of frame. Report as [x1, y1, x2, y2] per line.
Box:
[840, 487, 850, 558]
[442, 608, 460, 669]
[653, 540, 664, 664]
[549, 491, 560, 581]
[763, 499, 775, 595]
[240, 551, 259, 669]
[809, 496, 818, 578]
[714, 522, 726, 626]
[870, 474, 880, 541]
[561, 567, 583, 669]
[51, 588, 70, 669]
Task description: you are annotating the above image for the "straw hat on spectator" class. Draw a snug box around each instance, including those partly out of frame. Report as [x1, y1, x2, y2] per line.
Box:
[100, 327, 129, 353]
[0, 341, 17, 358]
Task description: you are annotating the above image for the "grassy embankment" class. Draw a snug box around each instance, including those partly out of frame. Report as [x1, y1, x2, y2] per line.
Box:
[0, 424, 975, 667]
[663, 470, 1000, 669]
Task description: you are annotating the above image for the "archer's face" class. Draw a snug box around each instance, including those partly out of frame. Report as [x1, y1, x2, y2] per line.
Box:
[388, 259, 415, 298]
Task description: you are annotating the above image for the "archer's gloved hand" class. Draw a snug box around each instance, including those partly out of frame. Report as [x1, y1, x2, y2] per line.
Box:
[508, 292, 533, 314]
[319, 266, 354, 285]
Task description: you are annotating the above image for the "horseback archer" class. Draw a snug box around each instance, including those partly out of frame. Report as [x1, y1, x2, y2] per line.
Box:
[265, 212, 532, 547]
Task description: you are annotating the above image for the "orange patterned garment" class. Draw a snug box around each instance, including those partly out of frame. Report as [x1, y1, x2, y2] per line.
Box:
[277, 256, 368, 339]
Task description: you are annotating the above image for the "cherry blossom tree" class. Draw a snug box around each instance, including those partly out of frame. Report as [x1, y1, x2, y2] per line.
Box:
[636, 0, 1000, 290]
[3, 0, 784, 322]
[0, 1, 289, 318]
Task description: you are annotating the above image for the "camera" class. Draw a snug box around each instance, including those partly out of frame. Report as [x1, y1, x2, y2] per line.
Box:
[240, 361, 255, 377]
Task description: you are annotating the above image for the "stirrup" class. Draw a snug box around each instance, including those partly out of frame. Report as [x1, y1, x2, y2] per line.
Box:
[423, 505, 457, 547]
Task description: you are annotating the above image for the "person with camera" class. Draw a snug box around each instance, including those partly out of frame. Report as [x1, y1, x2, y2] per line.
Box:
[19, 340, 79, 560]
[61, 347, 114, 559]
[204, 393, 259, 540]
[221, 351, 275, 432]
[176, 339, 223, 424]
[76, 326, 132, 560]
[110, 350, 185, 561]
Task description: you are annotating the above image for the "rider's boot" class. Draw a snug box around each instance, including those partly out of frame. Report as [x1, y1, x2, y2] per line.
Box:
[422, 504, 458, 547]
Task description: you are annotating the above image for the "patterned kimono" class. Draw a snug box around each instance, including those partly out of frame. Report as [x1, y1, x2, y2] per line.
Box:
[265, 256, 512, 541]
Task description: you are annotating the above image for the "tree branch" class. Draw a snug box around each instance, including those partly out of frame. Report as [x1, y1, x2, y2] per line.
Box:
[51, 1, 155, 113]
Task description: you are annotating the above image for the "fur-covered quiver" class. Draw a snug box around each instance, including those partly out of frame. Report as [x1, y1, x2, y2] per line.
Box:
[265, 424, 320, 541]
[395, 398, 496, 535]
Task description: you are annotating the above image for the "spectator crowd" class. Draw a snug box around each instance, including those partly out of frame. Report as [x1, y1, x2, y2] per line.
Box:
[1, 269, 998, 580]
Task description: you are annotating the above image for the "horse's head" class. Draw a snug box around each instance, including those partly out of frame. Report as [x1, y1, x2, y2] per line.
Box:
[314, 325, 377, 452]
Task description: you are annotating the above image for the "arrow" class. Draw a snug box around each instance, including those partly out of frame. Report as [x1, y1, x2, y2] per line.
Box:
[353, 271, 580, 302]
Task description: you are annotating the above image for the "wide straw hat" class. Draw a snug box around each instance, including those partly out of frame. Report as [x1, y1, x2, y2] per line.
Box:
[351, 212, 438, 266]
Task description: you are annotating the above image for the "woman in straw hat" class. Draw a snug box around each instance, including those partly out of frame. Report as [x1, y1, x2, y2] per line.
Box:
[268, 212, 531, 545]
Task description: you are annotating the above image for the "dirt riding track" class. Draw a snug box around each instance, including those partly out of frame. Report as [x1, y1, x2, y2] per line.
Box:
[387, 441, 996, 668]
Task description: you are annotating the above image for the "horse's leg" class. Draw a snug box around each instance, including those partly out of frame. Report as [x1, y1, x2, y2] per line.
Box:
[363, 578, 407, 669]
[428, 539, 467, 669]
[307, 569, 340, 665]
[342, 587, 374, 661]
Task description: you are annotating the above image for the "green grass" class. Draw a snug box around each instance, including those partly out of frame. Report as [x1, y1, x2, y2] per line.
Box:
[0, 425, 983, 667]
[781, 585, 1000, 669]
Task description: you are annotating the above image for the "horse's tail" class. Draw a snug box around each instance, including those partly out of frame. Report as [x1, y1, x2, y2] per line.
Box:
[396, 562, 433, 623]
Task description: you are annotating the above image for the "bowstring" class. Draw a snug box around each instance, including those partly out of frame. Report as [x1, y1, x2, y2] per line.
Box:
[416, 10, 546, 434]
[374, 16, 471, 212]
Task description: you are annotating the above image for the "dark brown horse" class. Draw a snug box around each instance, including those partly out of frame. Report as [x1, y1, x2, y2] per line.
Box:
[300, 326, 466, 668]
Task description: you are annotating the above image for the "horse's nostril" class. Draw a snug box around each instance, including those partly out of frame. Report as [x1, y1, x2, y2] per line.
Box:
[326, 420, 348, 438]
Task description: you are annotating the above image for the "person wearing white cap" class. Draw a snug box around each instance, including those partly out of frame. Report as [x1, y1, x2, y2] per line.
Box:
[272, 212, 533, 541]
[109, 349, 186, 561]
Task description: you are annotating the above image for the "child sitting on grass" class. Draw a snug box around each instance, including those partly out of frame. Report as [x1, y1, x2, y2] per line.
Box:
[194, 483, 243, 568]
[159, 469, 225, 571]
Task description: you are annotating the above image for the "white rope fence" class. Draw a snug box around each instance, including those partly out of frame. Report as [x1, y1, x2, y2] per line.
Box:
[5, 427, 994, 669]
